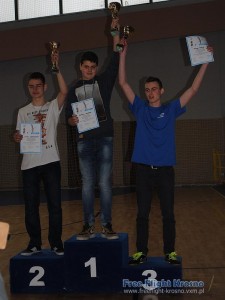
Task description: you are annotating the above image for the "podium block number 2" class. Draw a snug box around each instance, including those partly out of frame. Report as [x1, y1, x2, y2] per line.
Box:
[29, 266, 45, 286]
[85, 257, 97, 278]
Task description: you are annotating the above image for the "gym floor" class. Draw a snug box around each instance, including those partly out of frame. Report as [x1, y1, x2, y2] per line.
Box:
[0, 186, 225, 300]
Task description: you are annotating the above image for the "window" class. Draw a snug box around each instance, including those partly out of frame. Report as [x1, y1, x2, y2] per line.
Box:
[0, 0, 175, 24]
[152, 0, 169, 2]
[122, 0, 149, 6]
[62, 0, 105, 14]
[0, 0, 15, 22]
[18, 0, 60, 20]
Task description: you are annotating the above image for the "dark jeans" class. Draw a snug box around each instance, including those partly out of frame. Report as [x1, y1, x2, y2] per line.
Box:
[136, 164, 176, 255]
[22, 161, 62, 248]
[77, 137, 113, 226]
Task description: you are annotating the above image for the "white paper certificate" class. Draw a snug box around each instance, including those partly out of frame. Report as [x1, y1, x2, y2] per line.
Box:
[71, 98, 99, 133]
[186, 36, 214, 66]
[20, 123, 42, 154]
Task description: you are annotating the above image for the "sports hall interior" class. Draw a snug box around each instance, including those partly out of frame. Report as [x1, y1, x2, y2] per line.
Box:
[0, 0, 225, 299]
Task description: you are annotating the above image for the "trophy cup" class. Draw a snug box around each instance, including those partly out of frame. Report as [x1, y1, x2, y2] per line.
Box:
[108, 2, 121, 36]
[116, 25, 135, 52]
[49, 41, 60, 73]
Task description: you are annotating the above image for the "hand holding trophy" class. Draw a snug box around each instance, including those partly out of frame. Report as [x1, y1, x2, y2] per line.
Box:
[49, 41, 60, 73]
[0, 222, 9, 250]
[108, 2, 121, 36]
[116, 25, 135, 52]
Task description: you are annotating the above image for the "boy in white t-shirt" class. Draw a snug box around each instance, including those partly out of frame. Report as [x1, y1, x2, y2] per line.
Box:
[13, 51, 67, 255]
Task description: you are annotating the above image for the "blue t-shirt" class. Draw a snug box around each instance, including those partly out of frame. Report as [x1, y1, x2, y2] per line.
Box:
[129, 95, 186, 166]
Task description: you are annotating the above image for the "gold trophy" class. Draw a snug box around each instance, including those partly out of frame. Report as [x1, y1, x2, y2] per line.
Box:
[116, 25, 135, 52]
[49, 41, 60, 73]
[108, 2, 121, 36]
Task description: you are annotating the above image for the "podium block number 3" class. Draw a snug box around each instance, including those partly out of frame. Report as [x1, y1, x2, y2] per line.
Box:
[29, 266, 45, 286]
[85, 257, 97, 278]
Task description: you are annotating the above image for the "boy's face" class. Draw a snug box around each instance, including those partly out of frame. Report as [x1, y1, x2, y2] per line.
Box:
[28, 79, 46, 100]
[80, 60, 98, 81]
[144, 81, 164, 107]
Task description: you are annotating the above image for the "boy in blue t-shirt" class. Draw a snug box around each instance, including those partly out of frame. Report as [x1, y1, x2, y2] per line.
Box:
[118, 40, 212, 265]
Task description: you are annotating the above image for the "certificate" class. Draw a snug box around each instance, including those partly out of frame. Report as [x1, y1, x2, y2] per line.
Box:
[186, 36, 214, 66]
[20, 123, 42, 154]
[71, 98, 99, 133]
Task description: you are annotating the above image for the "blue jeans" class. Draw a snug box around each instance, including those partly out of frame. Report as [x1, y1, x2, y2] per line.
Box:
[22, 161, 63, 248]
[136, 164, 176, 255]
[77, 137, 113, 226]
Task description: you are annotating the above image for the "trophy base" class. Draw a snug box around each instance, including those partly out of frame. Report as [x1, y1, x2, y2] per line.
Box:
[51, 67, 59, 74]
[116, 44, 124, 52]
[110, 29, 119, 37]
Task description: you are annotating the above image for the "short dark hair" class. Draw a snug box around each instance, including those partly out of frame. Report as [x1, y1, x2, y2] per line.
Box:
[145, 76, 163, 89]
[28, 72, 46, 85]
[80, 51, 98, 66]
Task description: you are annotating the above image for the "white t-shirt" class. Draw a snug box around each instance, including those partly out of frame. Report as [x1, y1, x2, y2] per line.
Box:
[16, 99, 63, 170]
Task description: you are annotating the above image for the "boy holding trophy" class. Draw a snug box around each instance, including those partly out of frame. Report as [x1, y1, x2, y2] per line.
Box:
[65, 12, 120, 240]
[13, 48, 67, 255]
[118, 39, 212, 265]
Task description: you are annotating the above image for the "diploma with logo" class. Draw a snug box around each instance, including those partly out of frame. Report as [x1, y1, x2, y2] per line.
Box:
[186, 36, 214, 66]
[20, 123, 42, 154]
[71, 98, 99, 133]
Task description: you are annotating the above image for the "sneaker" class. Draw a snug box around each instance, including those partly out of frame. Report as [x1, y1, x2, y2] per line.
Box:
[76, 223, 95, 240]
[165, 251, 181, 264]
[129, 252, 147, 265]
[101, 223, 119, 240]
[20, 246, 41, 256]
[51, 246, 64, 256]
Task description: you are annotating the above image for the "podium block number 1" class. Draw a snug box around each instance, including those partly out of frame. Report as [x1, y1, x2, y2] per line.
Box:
[85, 257, 97, 278]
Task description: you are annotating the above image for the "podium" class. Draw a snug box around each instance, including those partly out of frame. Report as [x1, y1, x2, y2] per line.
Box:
[122, 256, 182, 293]
[64, 233, 128, 292]
[10, 250, 65, 293]
[10, 233, 182, 294]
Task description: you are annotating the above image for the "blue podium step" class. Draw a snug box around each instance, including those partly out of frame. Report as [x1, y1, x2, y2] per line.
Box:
[64, 233, 129, 292]
[10, 250, 65, 293]
[122, 257, 182, 293]
[10, 233, 182, 294]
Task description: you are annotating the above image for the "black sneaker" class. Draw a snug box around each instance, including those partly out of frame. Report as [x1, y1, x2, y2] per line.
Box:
[101, 223, 119, 240]
[51, 246, 64, 256]
[129, 252, 147, 265]
[21, 246, 41, 256]
[165, 251, 181, 264]
[77, 223, 95, 240]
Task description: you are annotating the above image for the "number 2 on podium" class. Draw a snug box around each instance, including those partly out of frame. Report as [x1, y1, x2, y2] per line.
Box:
[85, 257, 97, 278]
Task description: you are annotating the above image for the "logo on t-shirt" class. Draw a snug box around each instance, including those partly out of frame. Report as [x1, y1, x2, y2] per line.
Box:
[157, 112, 165, 119]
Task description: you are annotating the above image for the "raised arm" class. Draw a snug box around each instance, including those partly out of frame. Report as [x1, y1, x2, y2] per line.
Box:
[180, 46, 213, 108]
[118, 41, 135, 104]
[51, 50, 68, 109]
[111, 17, 120, 52]
[180, 63, 209, 108]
